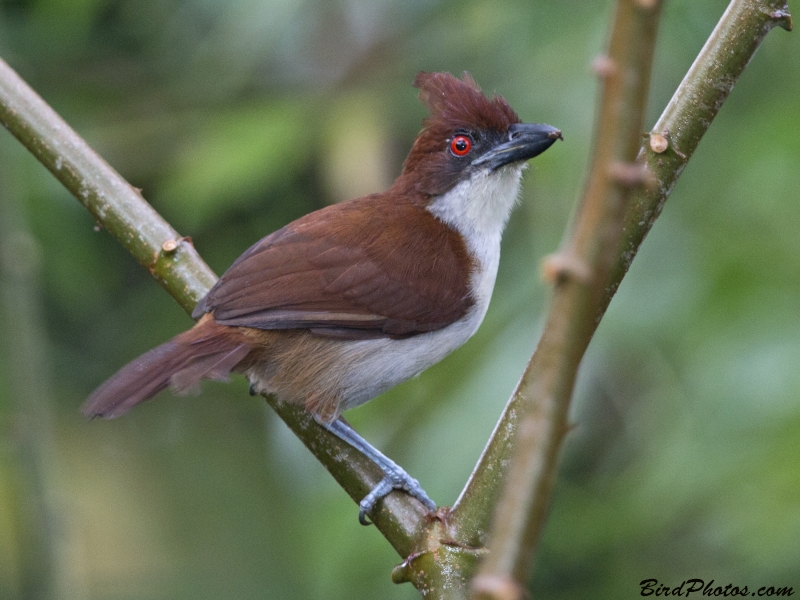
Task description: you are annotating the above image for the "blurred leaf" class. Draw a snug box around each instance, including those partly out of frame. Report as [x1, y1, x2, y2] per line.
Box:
[158, 100, 315, 229]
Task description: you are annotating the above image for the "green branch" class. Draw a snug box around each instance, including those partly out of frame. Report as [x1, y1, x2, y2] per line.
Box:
[469, 1, 664, 595]
[0, 0, 792, 595]
[0, 56, 428, 560]
[0, 60, 216, 313]
[461, 0, 791, 596]
[608, 0, 792, 300]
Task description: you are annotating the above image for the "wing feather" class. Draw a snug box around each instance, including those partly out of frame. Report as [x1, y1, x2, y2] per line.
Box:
[193, 195, 475, 339]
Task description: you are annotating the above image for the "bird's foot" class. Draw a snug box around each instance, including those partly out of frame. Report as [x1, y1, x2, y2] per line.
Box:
[358, 465, 436, 526]
[318, 416, 436, 525]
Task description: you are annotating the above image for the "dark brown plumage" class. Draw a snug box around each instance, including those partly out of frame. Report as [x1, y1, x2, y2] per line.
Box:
[85, 316, 252, 418]
[193, 194, 474, 338]
[83, 71, 559, 423]
[400, 72, 521, 195]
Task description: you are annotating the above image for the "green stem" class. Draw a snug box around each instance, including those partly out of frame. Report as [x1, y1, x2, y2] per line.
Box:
[608, 0, 792, 300]
[458, 0, 791, 596]
[0, 0, 791, 593]
[0, 55, 427, 561]
[0, 58, 216, 313]
[468, 2, 664, 595]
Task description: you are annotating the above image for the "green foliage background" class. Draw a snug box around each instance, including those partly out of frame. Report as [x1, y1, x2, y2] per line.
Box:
[0, 0, 798, 598]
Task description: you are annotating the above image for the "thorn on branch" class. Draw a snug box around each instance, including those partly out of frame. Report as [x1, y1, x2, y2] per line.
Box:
[160, 236, 194, 255]
[148, 236, 195, 274]
[648, 132, 669, 154]
[391, 551, 424, 584]
[541, 251, 592, 286]
[608, 160, 649, 188]
[591, 55, 617, 79]
[161, 239, 180, 253]
[655, 128, 687, 161]
[769, 9, 793, 32]
[439, 538, 486, 552]
[472, 574, 529, 600]
[635, 0, 660, 11]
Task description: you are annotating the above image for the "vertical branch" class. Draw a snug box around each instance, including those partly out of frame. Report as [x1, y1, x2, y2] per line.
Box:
[459, 0, 791, 597]
[468, 3, 664, 596]
[0, 163, 79, 599]
[606, 0, 792, 303]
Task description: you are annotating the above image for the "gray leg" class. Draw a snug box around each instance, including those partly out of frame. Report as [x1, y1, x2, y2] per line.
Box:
[319, 417, 436, 525]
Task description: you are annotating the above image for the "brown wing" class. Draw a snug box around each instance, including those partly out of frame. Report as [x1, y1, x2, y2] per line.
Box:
[193, 195, 475, 339]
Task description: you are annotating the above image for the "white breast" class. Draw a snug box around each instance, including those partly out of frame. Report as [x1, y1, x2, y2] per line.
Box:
[334, 164, 525, 411]
[247, 164, 526, 418]
[426, 164, 525, 311]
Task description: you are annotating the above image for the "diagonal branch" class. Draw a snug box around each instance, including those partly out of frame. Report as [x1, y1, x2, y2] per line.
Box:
[462, 0, 791, 597]
[468, 1, 664, 595]
[0, 56, 428, 558]
[0, 59, 216, 314]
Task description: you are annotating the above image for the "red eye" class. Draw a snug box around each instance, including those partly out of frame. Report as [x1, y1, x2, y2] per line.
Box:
[450, 135, 472, 156]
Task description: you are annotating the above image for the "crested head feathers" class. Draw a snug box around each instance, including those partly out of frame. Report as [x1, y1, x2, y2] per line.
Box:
[413, 71, 520, 135]
[397, 72, 521, 196]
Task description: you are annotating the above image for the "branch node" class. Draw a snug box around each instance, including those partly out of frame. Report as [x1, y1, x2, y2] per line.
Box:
[541, 251, 592, 286]
[471, 574, 529, 600]
[591, 55, 617, 79]
[635, 0, 660, 11]
[161, 236, 194, 254]
[608, 160, 647, 188]
[648, 132, 669, 154]
[643, 129, 689, 162]
[659, 128, 688, 161]
[161, 239, 180, 253]
[391, 552, 423, 584]
[769, 9, 793, 31]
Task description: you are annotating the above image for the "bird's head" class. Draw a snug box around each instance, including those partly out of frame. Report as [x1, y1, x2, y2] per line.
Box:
[397, 71, 561, 198]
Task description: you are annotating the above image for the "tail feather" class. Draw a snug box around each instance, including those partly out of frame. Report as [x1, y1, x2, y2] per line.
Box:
[82, 319, 253, 419]
[169, 343, 251, 395]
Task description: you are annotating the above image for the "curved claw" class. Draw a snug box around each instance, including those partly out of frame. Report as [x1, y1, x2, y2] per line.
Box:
[359, 478, 394, 525]
[318, 417, 437, 524]
[358, 472, 437, 526]
[358, 476, 395, 525]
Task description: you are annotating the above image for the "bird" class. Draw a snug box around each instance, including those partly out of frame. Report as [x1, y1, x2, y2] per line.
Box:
[83, 71, 561, 522]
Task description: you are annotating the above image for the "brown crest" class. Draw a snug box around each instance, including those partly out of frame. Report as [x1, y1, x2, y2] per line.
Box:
[414, 71, 520, 134]
[397, 72, 521, 196]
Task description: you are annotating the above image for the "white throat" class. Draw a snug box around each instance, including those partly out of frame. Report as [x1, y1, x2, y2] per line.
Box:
[427, 165, 524, 247]
[426, 164, 524, 310]
[247, 165, 528, 416]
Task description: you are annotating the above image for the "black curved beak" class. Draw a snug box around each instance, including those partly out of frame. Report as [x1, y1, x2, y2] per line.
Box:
[473, 122, 562, 171]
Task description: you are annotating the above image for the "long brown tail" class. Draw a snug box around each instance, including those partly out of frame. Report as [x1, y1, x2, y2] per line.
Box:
[82, 317, 253, 419]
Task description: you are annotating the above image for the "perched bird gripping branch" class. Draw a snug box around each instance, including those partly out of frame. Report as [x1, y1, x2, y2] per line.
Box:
[84, 71, 561, 523]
